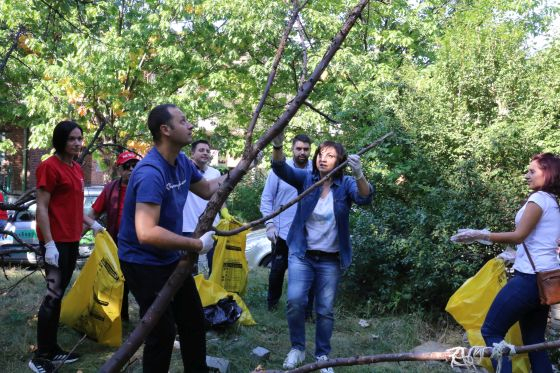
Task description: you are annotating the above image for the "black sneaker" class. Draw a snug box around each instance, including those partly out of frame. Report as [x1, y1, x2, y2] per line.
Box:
[48, 348, 80, 364]
[28, 357, 55, 373]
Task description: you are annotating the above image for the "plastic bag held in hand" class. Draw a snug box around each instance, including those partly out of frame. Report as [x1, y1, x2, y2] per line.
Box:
[266, 223, 278, 244]
[199, 231, 216, 255]
[450, 228, 492, 245]
[44, 240, 59, 267]
[348, 154, 364, 180]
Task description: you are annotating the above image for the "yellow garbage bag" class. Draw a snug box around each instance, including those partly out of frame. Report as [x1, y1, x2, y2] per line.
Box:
[195, 274, 256, 326]
[446, 258, 530, 372]
[209, 208, 249, 295]
[60, 231, 124, 347]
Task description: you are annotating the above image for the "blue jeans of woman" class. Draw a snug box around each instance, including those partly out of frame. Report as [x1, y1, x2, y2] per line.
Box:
[287, 251, 341, 357]
[481, 270, 551, 373]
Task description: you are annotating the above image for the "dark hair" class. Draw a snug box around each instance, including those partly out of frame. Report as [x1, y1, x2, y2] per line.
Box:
[531, 153, 560, 195]
[312, 140, 347, 179]
[191, 139, 210, 152]
[52, 121, 82, 154]
[147, 104, 177, 142]
[292, 134, 312, 146]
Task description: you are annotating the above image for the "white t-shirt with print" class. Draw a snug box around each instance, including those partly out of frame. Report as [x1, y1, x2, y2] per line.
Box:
[513, 191, 560, 273]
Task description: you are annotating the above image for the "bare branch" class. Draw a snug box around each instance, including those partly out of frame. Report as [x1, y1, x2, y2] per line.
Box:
[303, 101, 340, 124]
[244, 1, 304, 148]
[0, 25, 25, 76]
[216, 132, 393, 236]
[100, 1, 373, 371]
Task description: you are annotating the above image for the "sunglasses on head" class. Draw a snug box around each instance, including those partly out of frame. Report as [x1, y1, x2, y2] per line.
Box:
[122, 162, 137, 171]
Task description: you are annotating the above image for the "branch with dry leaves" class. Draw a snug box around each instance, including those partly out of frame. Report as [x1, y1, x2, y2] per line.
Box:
[215, 131, 393, 236]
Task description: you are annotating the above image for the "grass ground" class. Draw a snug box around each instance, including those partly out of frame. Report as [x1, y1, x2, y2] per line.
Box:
[0, 265, 463, 372]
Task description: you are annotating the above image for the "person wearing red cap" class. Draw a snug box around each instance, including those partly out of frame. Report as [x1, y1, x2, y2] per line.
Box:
[88, 150, 141, 321]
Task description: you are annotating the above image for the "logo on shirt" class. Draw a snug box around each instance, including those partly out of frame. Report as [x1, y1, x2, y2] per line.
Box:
[166, 179, 187, 191]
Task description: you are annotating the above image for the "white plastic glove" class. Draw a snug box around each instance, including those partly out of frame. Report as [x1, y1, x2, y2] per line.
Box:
[348, 154, 364, 180]
[497, 247, 516, 264]
[271, 131, 284, 149]
[44, 240, 59, 267]
[91, 221, 105, 235]
[249, 151, 264, 170]
[198, 230, 216, 255]
[450, 228, 492, 245]
[266, 223, 278, 244]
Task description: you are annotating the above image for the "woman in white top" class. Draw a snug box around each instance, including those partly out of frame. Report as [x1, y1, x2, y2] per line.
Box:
[452, 153, 560, 373]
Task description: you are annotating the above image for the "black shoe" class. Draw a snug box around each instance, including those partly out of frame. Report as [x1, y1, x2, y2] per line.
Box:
[28, 357, 55, 373]
[48, 348, 80, 364]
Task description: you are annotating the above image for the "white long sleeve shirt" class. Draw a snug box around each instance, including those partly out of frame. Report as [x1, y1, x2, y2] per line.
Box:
[259, 158, 312, 240]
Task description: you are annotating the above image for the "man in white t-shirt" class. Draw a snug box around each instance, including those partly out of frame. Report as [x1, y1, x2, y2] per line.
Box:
[182, 140, 222, 274]
[260, 134, 314, 316]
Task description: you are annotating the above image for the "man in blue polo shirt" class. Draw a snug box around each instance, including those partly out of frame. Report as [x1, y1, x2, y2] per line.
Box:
[118, 104, 227, 373]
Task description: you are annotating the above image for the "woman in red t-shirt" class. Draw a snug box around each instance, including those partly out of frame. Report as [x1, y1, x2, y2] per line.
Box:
[29, 121, 103, 373]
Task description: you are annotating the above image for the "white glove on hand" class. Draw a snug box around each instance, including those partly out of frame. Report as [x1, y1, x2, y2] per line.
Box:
[450, 228, 492, 245]
[44, 241, 59, 267]
[91, 221, 105, 235]
[198, 231, 216, 255]
[348, 154, 364, 180]
[249, 151, 264, 170]
[271, 131, 285, 148]
[497, 247, 516, 264]
[266, 223, 278, 244]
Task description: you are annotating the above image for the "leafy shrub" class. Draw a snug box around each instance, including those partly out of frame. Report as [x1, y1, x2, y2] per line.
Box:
[227, 169, 266, 223]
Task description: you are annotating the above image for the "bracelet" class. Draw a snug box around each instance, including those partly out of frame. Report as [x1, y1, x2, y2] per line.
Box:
[272, 144, 283, 150]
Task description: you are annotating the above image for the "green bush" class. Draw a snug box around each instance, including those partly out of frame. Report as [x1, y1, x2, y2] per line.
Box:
[227, 169, 266, 223]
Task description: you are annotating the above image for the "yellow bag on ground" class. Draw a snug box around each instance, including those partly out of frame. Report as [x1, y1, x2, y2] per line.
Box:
[445, 258, 530, 372]
[60, 231, 124, 347]
[209, 208, 249, 295]
[195, 274, 256, 326]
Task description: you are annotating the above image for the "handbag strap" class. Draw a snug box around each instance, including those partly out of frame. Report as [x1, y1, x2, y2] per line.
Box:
[522, 242, 537, 273]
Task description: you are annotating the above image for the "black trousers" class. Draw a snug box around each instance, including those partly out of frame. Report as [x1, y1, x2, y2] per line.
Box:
[268, 238, 314, 317]
[121, 260, 208, 373]
[37, 241, 79, 355]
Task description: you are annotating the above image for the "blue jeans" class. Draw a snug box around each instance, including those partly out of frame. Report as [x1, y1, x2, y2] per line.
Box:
[268, 238, 314, 317]
[287, 251, 341, 357]
[481, 271, 551, 373]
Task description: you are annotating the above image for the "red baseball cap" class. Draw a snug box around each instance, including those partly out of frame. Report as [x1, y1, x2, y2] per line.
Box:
[116, 151, 141, 166]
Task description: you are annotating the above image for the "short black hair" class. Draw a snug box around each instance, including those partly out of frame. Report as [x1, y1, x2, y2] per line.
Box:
[292, 134, 312, 146]
[52, 121, 83, 154]
[312, 140, 347, 179]
[191, 139, 210, 152]
[147, 104, 177, 142]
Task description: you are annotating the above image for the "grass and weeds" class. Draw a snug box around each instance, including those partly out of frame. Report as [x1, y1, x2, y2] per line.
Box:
[0, 265, 463, 372]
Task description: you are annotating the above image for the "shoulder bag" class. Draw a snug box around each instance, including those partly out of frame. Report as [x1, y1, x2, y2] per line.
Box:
[522, 242, 560, 305]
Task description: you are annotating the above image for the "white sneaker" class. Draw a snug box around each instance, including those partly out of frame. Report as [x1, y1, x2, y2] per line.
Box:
[316, 355, 334, 373]
[283, 348, 305, 369]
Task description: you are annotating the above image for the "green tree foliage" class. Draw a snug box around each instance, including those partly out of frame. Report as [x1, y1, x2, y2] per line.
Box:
[2, 0, 560, 312]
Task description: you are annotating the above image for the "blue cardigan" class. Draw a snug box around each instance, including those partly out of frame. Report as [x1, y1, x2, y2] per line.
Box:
[272, 158, 374, 269]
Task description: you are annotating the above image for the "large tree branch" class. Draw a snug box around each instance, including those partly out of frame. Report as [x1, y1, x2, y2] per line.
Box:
[100, 1, 372, 371]
[254, 338, 560, 372]
[216, 132, 393, 236]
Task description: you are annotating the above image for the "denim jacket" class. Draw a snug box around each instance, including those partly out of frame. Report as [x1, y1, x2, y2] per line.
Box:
[272, 158, 374, 269]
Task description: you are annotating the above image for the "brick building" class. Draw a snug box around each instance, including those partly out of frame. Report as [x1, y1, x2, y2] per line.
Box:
[1, 125, 105, 195]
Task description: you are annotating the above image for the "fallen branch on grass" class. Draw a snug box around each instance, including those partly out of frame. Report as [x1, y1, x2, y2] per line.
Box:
[251, 339, 560, 372]
[215, 131, 394, 236]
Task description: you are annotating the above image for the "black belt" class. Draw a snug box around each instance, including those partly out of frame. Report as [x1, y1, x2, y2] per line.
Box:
[306, 250, 339, 258]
